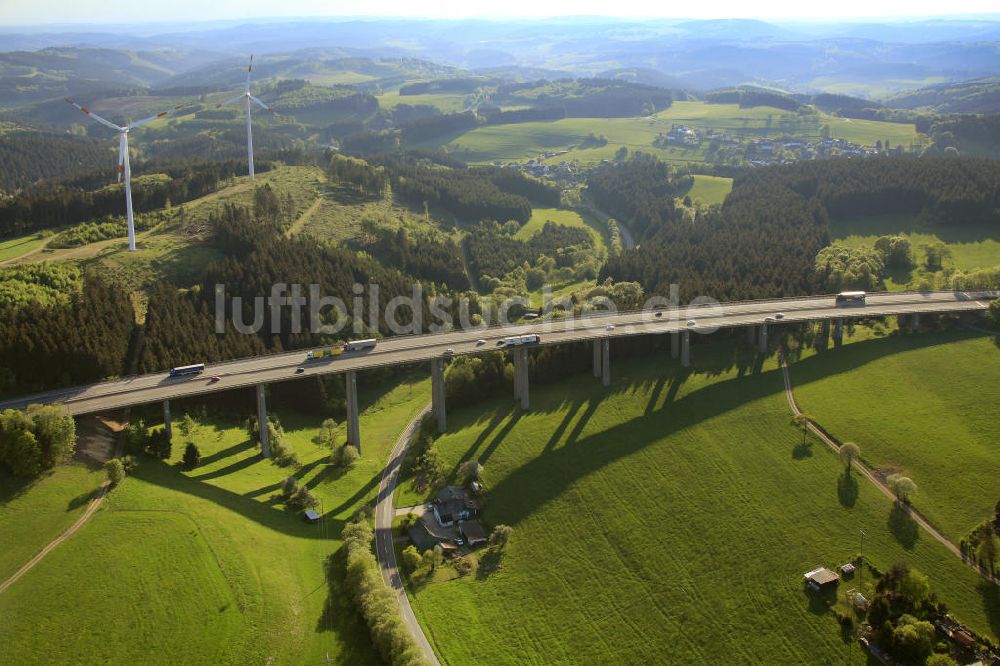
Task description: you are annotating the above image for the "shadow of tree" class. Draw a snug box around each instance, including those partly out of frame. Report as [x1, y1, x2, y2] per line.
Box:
[475, 547, 504, 580]
[315, 549, 379, 662]
[887, 503, 919, 550]
[838, 471, 859, 508]
[978, 579, 1000, 640]
[66, 487, 101, 511]
[792, 442, 814, 459]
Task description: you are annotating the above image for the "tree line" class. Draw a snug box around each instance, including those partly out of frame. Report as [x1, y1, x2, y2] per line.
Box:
[601, 154, 1000, 302]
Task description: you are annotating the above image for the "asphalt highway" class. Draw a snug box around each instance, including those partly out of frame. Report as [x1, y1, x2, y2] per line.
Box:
[1, 290, 993, 416]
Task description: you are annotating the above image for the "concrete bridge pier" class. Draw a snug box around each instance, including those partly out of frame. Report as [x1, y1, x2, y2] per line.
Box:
[163, 399, 172, 440]
[593, 340, 602, 378]
[256, 384, 270, 458]
[681, 330, 691, 368]
[519, 349, 530, 410]
[345, 371, 361, 453]
[670, 331, 679, 359]
[601, 338, 611, 387]
[910, 313, 920, 332]
[820, 319, 830, 347]
[758, 324, 768, 354]
[431, 359, 446, 433]
[833, 318, 844, 346]
[747, 325, 756, 346]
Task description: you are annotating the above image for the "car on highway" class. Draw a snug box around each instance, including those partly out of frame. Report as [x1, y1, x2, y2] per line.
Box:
[775, 312, 785, 319]
[655, 311, 663, 318]
[208, 375, 221, 383]
[606, 324, 615, 331]
[764, 316, 775, 322]
[444, 348, 455, 355]
[295, 367, 305, 373]
[686, 319, 696, 327]
[476, 339, 487, 346]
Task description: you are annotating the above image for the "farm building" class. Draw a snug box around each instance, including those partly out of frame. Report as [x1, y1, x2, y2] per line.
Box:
[460, 520, 488, 546]
[433, 486, 480, 526]
[803, 567, 840, 591]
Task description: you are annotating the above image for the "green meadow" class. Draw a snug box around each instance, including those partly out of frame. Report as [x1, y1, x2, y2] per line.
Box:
[407, 339, 999, 664]
[791, 329, 1000, 542]
[0, 232, 47, 263]
[684, 174, 733, 206]
[831, 213, 1000, 288]
[0, 372, 431, 664]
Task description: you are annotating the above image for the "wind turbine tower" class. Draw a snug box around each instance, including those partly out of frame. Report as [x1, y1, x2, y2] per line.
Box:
[65, 99, 182, 252]
[219, 55, 273, 180]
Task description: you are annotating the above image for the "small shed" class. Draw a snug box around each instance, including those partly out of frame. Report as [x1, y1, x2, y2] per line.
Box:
[840, 563, 856, 576]
[303, 510, 321, 523]
[804, 567, 840, 591]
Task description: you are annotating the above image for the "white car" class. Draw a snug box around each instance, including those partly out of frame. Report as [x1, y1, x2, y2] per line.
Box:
[476, 339, 487, 346]
[686, 319, 697, 327]
[444, 348, 455, 355]
[764, 316, 775, 323]
[606, 324, 615, 331]
[775, 312, 785, 319]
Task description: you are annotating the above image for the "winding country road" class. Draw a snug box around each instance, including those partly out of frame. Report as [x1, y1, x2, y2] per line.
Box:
[374, 403, 440, 665]
[778, 350, 997, 585]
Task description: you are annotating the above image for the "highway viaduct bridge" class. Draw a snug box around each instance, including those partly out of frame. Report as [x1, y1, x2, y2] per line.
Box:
[0, 290, 994, 456]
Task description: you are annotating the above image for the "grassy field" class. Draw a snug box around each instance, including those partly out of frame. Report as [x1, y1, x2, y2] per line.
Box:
[0, 371, 431, 664]
[376, 91, 471, 113]
[0, 464, 104, 582]
[791, 329, 1000, 542]
[684, 174, 733, 206]
[406, 340, 998, 664]
[0, 232, 47, 263]
[424, 101, 925, 166]
[514, 207, 607, 251]
[831, 213, 1000, 289]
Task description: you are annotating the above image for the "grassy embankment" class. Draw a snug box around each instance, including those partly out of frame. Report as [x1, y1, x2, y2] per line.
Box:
[403, 336, 998, 664]
[0, 372, 431, 664]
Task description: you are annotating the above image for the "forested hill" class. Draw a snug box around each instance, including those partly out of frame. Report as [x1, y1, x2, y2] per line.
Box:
[601, 156, 1000, 302]
[0, 131, 110, 193]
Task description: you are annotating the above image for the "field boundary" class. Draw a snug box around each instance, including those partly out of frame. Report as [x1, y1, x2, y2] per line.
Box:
[778, 349, 998, 585]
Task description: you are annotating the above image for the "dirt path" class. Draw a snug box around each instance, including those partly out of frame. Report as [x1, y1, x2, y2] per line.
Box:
[0, 418, 123, 595]
[374, 403, 440, 666]
[285, 196, 323, 238]
[778, 351, 997, 584]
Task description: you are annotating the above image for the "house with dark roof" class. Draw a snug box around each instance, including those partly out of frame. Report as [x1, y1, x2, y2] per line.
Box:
[432, 485, 480, 526]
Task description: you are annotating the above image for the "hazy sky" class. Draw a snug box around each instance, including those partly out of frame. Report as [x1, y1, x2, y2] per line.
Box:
[2, 0, 999, 26]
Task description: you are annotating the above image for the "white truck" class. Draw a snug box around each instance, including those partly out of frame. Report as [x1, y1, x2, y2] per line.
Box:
[497, 334, 541, 347]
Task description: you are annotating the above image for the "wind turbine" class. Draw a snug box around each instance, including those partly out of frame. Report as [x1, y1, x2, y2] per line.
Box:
[65, 98, 181, 252]
[218, 55, 273, 181]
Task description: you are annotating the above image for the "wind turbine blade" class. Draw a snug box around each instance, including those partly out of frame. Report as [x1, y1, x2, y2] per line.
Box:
[217, 95, 245, 107]
[128, 102, 193, 130]
[246, 54, 253, 91]
[249, 95, 272, 112]
[128, 110, 170, 130]
[65, 98, 123, 132]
